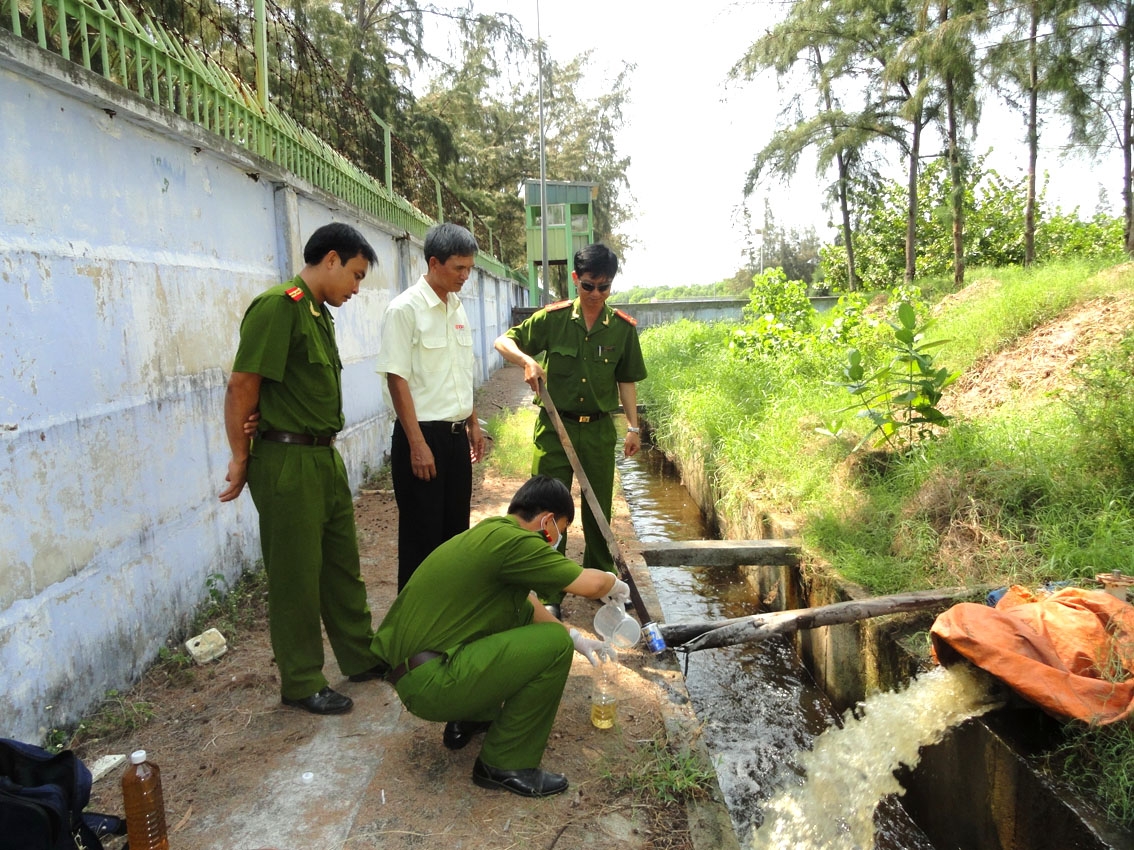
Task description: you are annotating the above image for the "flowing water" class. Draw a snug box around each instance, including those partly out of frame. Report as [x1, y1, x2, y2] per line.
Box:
[617, 445, 1003, 849]
[753, 664, 1005, 850]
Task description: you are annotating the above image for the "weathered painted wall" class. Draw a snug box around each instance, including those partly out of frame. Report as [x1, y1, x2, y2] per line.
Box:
[0, 33, 524, 744]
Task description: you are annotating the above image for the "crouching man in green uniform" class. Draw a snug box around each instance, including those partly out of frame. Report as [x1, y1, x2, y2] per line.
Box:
[371, 475, 631, 797]
[220, 222, 387, 715]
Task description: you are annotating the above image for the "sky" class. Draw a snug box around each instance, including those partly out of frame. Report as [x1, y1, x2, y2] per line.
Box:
[465, 0, 1123, 290]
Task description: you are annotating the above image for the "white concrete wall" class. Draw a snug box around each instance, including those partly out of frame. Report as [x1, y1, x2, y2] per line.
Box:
[0, 32, 524, 744]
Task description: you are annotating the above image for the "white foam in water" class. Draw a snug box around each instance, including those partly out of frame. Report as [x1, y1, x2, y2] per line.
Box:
[752, 663, 1005, 850]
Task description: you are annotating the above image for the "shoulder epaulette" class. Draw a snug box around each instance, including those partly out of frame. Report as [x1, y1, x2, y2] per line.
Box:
[545, 300, 572, 312]
[284, 286, 305, 302]
[614, 308, 637, 326]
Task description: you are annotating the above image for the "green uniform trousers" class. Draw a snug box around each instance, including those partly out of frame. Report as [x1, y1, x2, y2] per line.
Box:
[247, 439, 379, 699]
[533, 411, 616, 603]
[395, 622, 574, 770]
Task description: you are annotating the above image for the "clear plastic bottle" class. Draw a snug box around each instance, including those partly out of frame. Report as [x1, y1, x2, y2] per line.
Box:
[590, 654, 618, 729]
[122, 750, 170, 850]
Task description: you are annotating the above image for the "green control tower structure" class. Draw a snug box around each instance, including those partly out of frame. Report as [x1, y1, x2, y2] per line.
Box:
[524, 179, 598, 304]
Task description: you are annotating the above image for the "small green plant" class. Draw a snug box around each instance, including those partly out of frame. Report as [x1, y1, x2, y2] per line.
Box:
[361, 461, 393, 490]
[42, 727, 71, 754]
[78, 690, 156, 741]
[602, 738, 715, 804]
[827, 302, 959, 452]
[192, 568, 269, 641]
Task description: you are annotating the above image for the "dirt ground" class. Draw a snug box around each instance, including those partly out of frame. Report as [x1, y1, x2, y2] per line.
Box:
[76, 364, 718, 850]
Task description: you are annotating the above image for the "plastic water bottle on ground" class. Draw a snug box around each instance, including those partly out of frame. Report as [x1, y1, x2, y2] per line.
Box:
[122, 750, 170, 850]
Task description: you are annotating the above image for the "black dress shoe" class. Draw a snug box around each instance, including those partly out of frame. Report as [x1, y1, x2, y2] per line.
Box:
[347, 663, 390, 682]
[281, 686, 353, 715]
[472, 758, 568, 798]
[544, 603, 562, 621]
[443, 720, 492, 750]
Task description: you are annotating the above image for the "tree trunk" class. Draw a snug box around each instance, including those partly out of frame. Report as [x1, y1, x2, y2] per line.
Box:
[1124, 2, 1134, 256]
[1025, 2, 1039, 266]
[947, 72, 966, 289]
[838, 150, 858, 291]
[906, 114, 921, 285]
[660, 587, 989, 652]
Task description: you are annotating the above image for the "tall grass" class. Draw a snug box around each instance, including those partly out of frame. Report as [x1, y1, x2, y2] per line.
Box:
[484, 406, 538, 478]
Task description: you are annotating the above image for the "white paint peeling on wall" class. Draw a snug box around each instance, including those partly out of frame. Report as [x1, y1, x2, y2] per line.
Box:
[0, 39, 526, 744]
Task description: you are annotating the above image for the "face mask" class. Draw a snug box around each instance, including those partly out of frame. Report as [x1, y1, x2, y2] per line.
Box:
[541, 515, 562, 549]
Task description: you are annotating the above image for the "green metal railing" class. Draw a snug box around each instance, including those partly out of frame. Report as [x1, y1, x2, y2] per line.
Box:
[1, 0, 511, 277]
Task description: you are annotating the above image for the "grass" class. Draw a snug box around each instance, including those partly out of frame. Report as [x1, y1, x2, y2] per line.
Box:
[1046, 721, 1134, 829]
[484, 406, 537, 478]
[601, 736, 716, 804]
[637, 258, 1134, 828]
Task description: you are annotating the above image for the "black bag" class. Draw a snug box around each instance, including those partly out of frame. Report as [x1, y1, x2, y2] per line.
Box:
[0, 738, 125, 850]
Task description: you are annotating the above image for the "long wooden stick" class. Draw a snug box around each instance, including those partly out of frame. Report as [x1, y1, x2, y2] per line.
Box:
[537, 379, 654, 624]
[663, 586, 989, 652]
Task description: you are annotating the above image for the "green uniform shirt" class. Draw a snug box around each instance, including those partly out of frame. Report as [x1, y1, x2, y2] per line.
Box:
[373, 515, 583, 665]
[505, 299, 648, 414]
[232, 276, 344, 436]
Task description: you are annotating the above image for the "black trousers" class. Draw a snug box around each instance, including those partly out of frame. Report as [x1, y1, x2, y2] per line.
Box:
[391, 420, 472, 590]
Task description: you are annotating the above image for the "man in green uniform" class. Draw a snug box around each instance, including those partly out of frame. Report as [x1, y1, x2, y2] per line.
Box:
[372, 475, 631, 797]
[220, 222, 387, 715]
[494, 244, 647, 615]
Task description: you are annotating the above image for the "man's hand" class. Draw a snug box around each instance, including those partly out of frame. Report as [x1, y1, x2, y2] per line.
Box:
[520, 358, 546, 393]
[602, 578, 632, 608]
[623, 430, 641, 458]
[468, 418, 487, 463]
[410, 438, 437, 480]
[569, 628, 616, 666]
[219, 458, 249, 502]
[241, 410, 260, 438]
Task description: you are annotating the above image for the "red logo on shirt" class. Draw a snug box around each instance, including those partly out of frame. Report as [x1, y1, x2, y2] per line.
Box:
[455, 324, 465, 329]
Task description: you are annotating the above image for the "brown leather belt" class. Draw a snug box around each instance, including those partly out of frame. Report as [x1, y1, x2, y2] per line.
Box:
[419, 420, 467, 434]
[556, 410, 608, 423]
[259, 430, 336, 447]
[387, 650, 443, 686]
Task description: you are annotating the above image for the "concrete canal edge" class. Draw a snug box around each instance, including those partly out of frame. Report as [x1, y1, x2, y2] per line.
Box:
[610, 486, 742, 850]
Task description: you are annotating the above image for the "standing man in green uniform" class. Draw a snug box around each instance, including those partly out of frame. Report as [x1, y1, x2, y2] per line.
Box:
[220, 222, 387, 715]
[371, 475, 631, 797]
[493, 243, 647, 616]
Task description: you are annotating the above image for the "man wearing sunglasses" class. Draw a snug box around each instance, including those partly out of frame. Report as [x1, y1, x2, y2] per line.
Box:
[493, 243, 647, 618]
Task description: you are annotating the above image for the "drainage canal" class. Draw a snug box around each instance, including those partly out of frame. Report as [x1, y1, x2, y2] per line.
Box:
[618, 446, 948, 849]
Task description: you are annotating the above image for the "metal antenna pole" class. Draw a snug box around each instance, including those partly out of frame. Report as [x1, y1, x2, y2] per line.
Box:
[536, 0, 549, 301]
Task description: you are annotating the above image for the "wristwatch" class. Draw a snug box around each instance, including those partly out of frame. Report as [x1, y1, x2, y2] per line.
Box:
[627, 426, 640, 433]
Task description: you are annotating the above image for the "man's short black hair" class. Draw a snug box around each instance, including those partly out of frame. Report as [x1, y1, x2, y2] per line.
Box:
[304, 222, 378, 267]
[508, 475, 575, 524]
[574, 242, 618, 281]
[425, 222, 479, 265]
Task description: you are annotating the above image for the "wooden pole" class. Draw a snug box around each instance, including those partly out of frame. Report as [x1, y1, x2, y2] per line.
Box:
[537, 379, 654, 624]
[663, 587, 989, 652]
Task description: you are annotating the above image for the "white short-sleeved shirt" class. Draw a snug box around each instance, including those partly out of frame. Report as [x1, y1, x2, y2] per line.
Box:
[376, 275, 475, 422]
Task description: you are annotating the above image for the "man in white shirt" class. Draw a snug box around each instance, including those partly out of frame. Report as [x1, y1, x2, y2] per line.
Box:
[377, 223, 487, 590]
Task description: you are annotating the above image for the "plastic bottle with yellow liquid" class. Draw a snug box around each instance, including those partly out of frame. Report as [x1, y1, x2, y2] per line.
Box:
[590, 654, 618, 729]
[122, 750, 170, 850]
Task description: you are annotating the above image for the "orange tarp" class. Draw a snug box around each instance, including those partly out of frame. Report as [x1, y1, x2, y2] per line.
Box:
[931, 587, 1134, 725]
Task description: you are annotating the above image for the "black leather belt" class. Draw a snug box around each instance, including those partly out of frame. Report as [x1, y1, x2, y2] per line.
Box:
[557, 410, 608, 423]
[387, 651, 443, 686]
[259, 430, 336, 446]
[420, 420, 467, 434]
